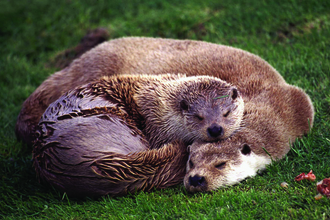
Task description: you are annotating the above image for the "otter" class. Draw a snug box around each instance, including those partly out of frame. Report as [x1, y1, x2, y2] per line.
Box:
[19, 37, 314, 196]
[16, 37, 286, 146]
[36, 74, 243, 149]
[184, 84, 314, 193]
[33, 74, 243, 196]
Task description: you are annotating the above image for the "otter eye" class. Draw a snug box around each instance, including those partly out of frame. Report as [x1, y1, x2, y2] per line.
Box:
[195, 114, 204, 121]
[180, 100, 189, 111]
[241, 144, 251, 155]
[215, 162, 226, 170]
[231, 88, 238, 100]
[189, 159, 194, 168]
[223, 110, 230, 117]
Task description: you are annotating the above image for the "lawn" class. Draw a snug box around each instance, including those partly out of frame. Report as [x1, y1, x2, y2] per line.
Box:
[1, 0, 329, 219]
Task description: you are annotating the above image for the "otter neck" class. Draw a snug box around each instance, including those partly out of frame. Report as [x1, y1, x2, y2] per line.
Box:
[135, 84, 184, 149]
[89, 77, 146, 129]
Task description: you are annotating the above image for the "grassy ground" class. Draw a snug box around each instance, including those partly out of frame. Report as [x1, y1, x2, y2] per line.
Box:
[1, 0, 329, 219]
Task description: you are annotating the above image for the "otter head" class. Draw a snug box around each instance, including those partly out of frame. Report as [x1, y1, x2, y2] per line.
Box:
[184, 139, 272, 193]
[169, 76, 244, 143]
[136, 75, 244, 148]
[177, 78, 243, 143]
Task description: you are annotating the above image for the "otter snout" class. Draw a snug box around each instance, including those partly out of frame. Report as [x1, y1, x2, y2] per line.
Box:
[185, 174, 208, 193]
[207, 123, 223, 138]
[189, 175, 206, 187]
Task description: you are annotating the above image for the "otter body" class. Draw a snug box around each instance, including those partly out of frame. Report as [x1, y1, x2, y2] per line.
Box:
[16, 37, 285, 145]
[16, 36, 315, 195]
[33, 74, 244, 196]
[184, 84, 314, 192]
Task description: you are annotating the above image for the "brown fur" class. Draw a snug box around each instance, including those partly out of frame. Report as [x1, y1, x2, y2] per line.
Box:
[184, 84, 314, 192]
[20, 37, 314, 195]
[137, 76, 244, 148]
[36, 74, 243, 148]
[34, 135, 188, 197]
[16, 37, 286, 145]
[33, 74, 243, 196]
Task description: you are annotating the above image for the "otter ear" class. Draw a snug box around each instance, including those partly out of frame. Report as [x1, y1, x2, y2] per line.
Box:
[241, 144, 251, 155]
[180, 100, 189, 111]
[230, 88, 238, 100]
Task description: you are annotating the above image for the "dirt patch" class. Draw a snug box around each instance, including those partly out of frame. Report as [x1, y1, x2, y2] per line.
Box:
[274, 14, 330, 43]
[47, 28, 110, 69]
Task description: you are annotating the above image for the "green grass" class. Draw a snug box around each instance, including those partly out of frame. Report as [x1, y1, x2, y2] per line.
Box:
[1, 0, 330, 219]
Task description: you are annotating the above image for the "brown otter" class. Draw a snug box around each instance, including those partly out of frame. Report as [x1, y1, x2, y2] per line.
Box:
[41, 74, 243, 148]
[16, 37, 285, 146]
[184, 84, 314, 192]
[19, 37, 314, 196]
[33, 73, 243, 196]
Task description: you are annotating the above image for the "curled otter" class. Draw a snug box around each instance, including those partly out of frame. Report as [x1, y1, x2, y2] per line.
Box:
[33, 74, 243, 196]
[184, 84, 314, 192]
[16, 37, 284, 146]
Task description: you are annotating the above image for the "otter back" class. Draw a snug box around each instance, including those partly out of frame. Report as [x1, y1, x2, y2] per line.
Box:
[16, 37, 285, 145]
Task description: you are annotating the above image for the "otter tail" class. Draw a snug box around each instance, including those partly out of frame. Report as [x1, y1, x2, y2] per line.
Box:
[33, 141, 187, 197]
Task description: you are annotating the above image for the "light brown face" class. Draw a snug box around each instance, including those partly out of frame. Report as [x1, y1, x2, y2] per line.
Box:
[134, 75, 245, 149]
[184, 140, 271, 193]
[175, 77, 244, 143]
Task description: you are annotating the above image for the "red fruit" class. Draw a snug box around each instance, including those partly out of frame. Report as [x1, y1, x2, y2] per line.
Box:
[294, 170, 316, 181]
[306, 170, 316, 181]
[294, 173, 306, 181]
[317, 178, 330, 197]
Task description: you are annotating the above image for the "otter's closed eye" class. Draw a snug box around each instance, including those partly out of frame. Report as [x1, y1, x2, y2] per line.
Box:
[195, 114, 204, 121]
[223, 110, 230, 117]
[215, 162, 226, 170]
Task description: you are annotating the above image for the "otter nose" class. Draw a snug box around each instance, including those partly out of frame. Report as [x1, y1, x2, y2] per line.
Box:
[207, 124, 223, 138]
[189, 175, 206, 187]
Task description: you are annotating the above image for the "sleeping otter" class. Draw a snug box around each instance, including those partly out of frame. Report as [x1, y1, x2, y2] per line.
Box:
[33, 74, 244, 196]
[16, 36, 314, 196]
[184, 84, 314, 192]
